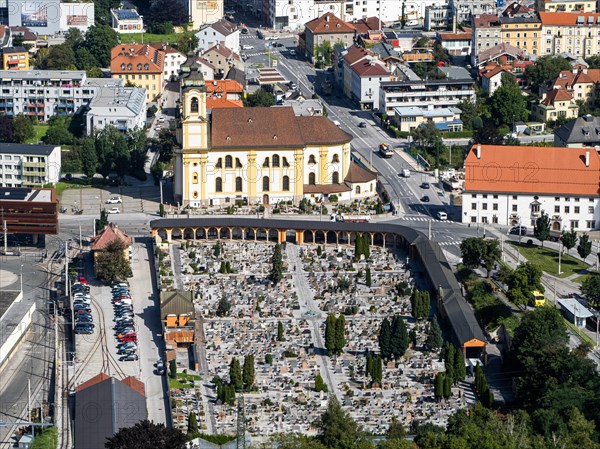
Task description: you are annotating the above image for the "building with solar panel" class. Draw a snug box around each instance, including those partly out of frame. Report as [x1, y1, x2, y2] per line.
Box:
[110, 8, 143, 34]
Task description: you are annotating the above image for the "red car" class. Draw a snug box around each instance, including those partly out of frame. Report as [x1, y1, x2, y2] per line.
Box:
[118, 333, 137, 342]
[78, 277, 88, 285]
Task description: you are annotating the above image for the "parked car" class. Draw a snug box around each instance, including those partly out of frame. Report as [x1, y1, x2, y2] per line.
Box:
[437, 211, 448, 220]
[241, 44, 254, 50]
[118, 348, 137, 356]
[118, 342, 137, 350]
[421, 195, 430, 202]
[120, 354, 139, 361]
[75, 326, 94, 334]
[509, 225, 528, 236]
[107, 207, 120, 214]
[105, 196, 122, 204]
[289, 49, 296, 56]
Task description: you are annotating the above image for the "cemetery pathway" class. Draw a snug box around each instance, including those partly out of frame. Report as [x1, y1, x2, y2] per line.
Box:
[195, 312, 217, 433]
[286, 244, 340, 400]
[170, 243, 184, 290]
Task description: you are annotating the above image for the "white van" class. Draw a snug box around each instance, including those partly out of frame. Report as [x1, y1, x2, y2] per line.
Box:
[401, 169, 410, 177]
[437, 211, 448, 220]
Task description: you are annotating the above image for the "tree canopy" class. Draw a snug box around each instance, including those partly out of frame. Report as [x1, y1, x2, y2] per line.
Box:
[490, 73, 529, 127]
[460, 237, 501, 277]
[524, 55, 572, 92]
[105, 420, 187, 449]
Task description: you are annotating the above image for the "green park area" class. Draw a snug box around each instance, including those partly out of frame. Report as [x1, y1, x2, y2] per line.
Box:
[508, 242, 589, 278]
[30, 426, 57, 449]
[26, 124, 49, 144]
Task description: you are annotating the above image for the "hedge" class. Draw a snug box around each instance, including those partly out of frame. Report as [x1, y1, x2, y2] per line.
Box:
[442, 130, 473, 138]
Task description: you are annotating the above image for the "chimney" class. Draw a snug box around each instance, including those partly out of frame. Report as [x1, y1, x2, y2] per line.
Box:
[476, 144, 481, 159]
[584, 114, 593, 122]
[585, 151, 590, 167]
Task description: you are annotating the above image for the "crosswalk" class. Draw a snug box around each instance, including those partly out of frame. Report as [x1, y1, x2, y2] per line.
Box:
[438, 241, 462, 247]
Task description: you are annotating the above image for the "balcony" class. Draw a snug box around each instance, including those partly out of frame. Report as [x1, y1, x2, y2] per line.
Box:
[22, 161, 46, 169]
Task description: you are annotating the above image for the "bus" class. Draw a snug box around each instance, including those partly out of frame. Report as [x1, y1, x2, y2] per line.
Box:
[379, 143, 393, 158]
[531, 290, 546, 307]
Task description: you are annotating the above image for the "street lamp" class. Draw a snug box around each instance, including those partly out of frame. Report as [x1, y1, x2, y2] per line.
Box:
[20, 264, 23, 294]
[558, 240, 562, 276]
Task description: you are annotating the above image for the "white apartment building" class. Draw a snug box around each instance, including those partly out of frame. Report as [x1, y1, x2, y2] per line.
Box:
[85, 81, 147, 135]
[0, 143, 61, 188]
[378, 77, 476, 115]
[196, 18, 240, 55]
[539, 12, 600, 58]
[463, 144, 600, 231]
[110, 9, 144, 34]
[154, 44, 187, 81]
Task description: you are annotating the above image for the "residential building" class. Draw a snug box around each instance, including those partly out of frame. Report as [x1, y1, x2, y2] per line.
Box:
[150, 43, 186, 81]
[554, 115, 600, 147]
[196, 18, 240, 55]
[471, 14, 501, 65]
[75, 374, 147, 449]
[201, 44, 243, 78]
[340, 45, 391, 110]
[110, 8, 143, 34]
[0, 143, 60, 188]
[90, 223, 133, 275]
[2, 46, 28, 70]
[379, 77, 476, 115]
[185, 0, 224, 29]
[425, 4, 452, 30]
[475, 42, 524, 69]
[499, 12, 541, 56]
[543, 0, 596, 12]
[304, 13, 356, 63]
[9, 27, 36, 48]
[532, 88, 579, 122]
[449, 0, 496, 25]
[205, 79, 243, 109]
[8, 0, 94, 35]
[110, 44, 165, 102]
[437, 30, 472, 56]
[173, 64, 376, 207]
[0, 187, 58, 236]
[85, 80, 147, 134]
[539, 12, 600, 58]
[463, 144, 600, 231]
[480, 65, 513, 95]
[391, 106, 463, 133]
[276, 98, 324, 116]
[541, 68, 600, 106]
[368, 42, 403, 66]
[180, 55, 215, 81]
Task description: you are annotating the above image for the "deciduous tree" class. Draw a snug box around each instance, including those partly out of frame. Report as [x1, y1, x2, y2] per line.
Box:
[561, 229, 577, 254]
[577, 234, 592, 260]
[95, 241, 132, 283]
[534, 212, 551, 247]
[12, 114, 35, 143]
[580, 273, 600, 307]
[490, 73, 528, 127]
[105, 420, 187, 449]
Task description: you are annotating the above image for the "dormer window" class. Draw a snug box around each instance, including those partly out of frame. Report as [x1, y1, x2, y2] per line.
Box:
[144, 63, 149, 70]
[120, 63, 125, 70]
[127, 63, 132, 70]
[137, 63, 142, 70]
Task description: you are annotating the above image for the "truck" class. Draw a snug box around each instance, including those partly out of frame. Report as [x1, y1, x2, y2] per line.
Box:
[379, 143, 394, 158]
[333, 214, 371, 223]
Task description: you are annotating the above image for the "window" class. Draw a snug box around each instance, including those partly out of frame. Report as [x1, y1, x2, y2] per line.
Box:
[482, 203, 488, 210]
[263, 157, 269, 167]
[570, 220, 579, 229]
[482, 194, 488, 198]
[215, 158, 222, 168]
[555, 197, 560, 201]
[512, 195, 517, 200]
[575, 198, 579, 202]
[215, 177, 222, 192]
[492, 216, 498, 224]
[192, 191, 198, 199]
[272, 154, 280, 167]
[308, 155, 316, 164]
[472, 194, 477, 198]
[192, 173, 198, 184]
[564, 206, 570, 213]
[471, 216, 477, 223]
[225, 155, 232, 168]
[471, 203, 477, 210]
[332, 154, 340, 163]
[575, 206, 580, 214]
[309, 172, 316, 185]
[512, 205, 518, 212]
[356, 185, 361, 194]
[493, 203, 498, 211]
[235, 176, 242, 192]
[282, 175, 290, 191]
[555, 205, 560, 213]
[262, 176, 270, 191]
[493, 195, 498, 199]
[191, 97, 199, 113]
[589, 206, 594, 214]
[282, 157, 289, 167]
[332, 172, 339, 184]
[565, 197, 570, 201]
[236, 158, 242, 168]
[587, 220, 595, 229]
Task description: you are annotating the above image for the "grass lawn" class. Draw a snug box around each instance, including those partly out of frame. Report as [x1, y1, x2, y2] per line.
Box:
[572, 273, 596, 284]
[169, 377, 194, 389]
[178, 373, 202, 382]
[31, 426, 57, 449]
[119, 32, 179, 44]
[508, 242, 589, 278]
[27, 124, 48, 144]
[54, 178, 108, 199]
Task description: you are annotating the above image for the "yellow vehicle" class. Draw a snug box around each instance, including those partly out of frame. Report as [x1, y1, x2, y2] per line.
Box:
[531, 290, 546, 307]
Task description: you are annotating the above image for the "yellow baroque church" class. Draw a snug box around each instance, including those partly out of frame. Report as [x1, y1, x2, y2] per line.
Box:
[174, 65, 377, 207]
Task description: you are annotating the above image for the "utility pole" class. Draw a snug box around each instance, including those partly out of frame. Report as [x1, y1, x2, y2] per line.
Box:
[79, 224, 82, 250]
[3, 219, 7, 255]
[428, 219, 432, 240]
[558, 240, 562, 275]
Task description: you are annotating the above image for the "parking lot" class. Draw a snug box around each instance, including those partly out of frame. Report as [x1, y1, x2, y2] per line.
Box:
[60, 184, 161, 216]
[71, 241, 168, 425]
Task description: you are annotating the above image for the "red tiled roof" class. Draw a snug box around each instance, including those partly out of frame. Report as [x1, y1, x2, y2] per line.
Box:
[90, 223, 133, 251]
[343, 45, 373, 65]
[351, 17, 383, 34]
[149, 43, 183, 56]
[586, 69, 600, 83]
[481, 65, 509, 79]
[472, 14, 500, 28]
[344, 161, 377, 183]
[541, 88, 573, 106]
[303, 183, 351, 194]
[205, 79, 243, 94]
[438, 30, 472, 41]
[203, 44, 241, 62]
[111, 44, 164, 74]
[539, 12, 600, 26]
[207, 97, 243, 108]
[297, 116, 353, 145]
[122, 376, 145, 397]
[76, 373, 110, 392]
[305, 13, 356, 34]
[465, 145, 600, 196]
[351, 59, 389, 77]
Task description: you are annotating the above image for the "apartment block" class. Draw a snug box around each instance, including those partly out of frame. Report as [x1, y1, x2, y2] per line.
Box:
[2, 46, 28, 70]
[110, 44, 165, 103]
[539, 12, 600, 58]
[0, 143, 61, 188]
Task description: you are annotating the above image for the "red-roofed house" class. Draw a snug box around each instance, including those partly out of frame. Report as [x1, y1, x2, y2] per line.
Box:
[205, 79, 243, 109]
[304, 13, 356, 63]
[340, 45, 391, 110]
[532, 87, 579, 122]
[463, 144, 600, 231]
[437, 29, 472, 56]
[480, 65, 513, 95]
[90, 223, 133, 274]
[110, 44, 165, 102]
[541, 68, 600, 107]
[201, 43, 243, 78]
